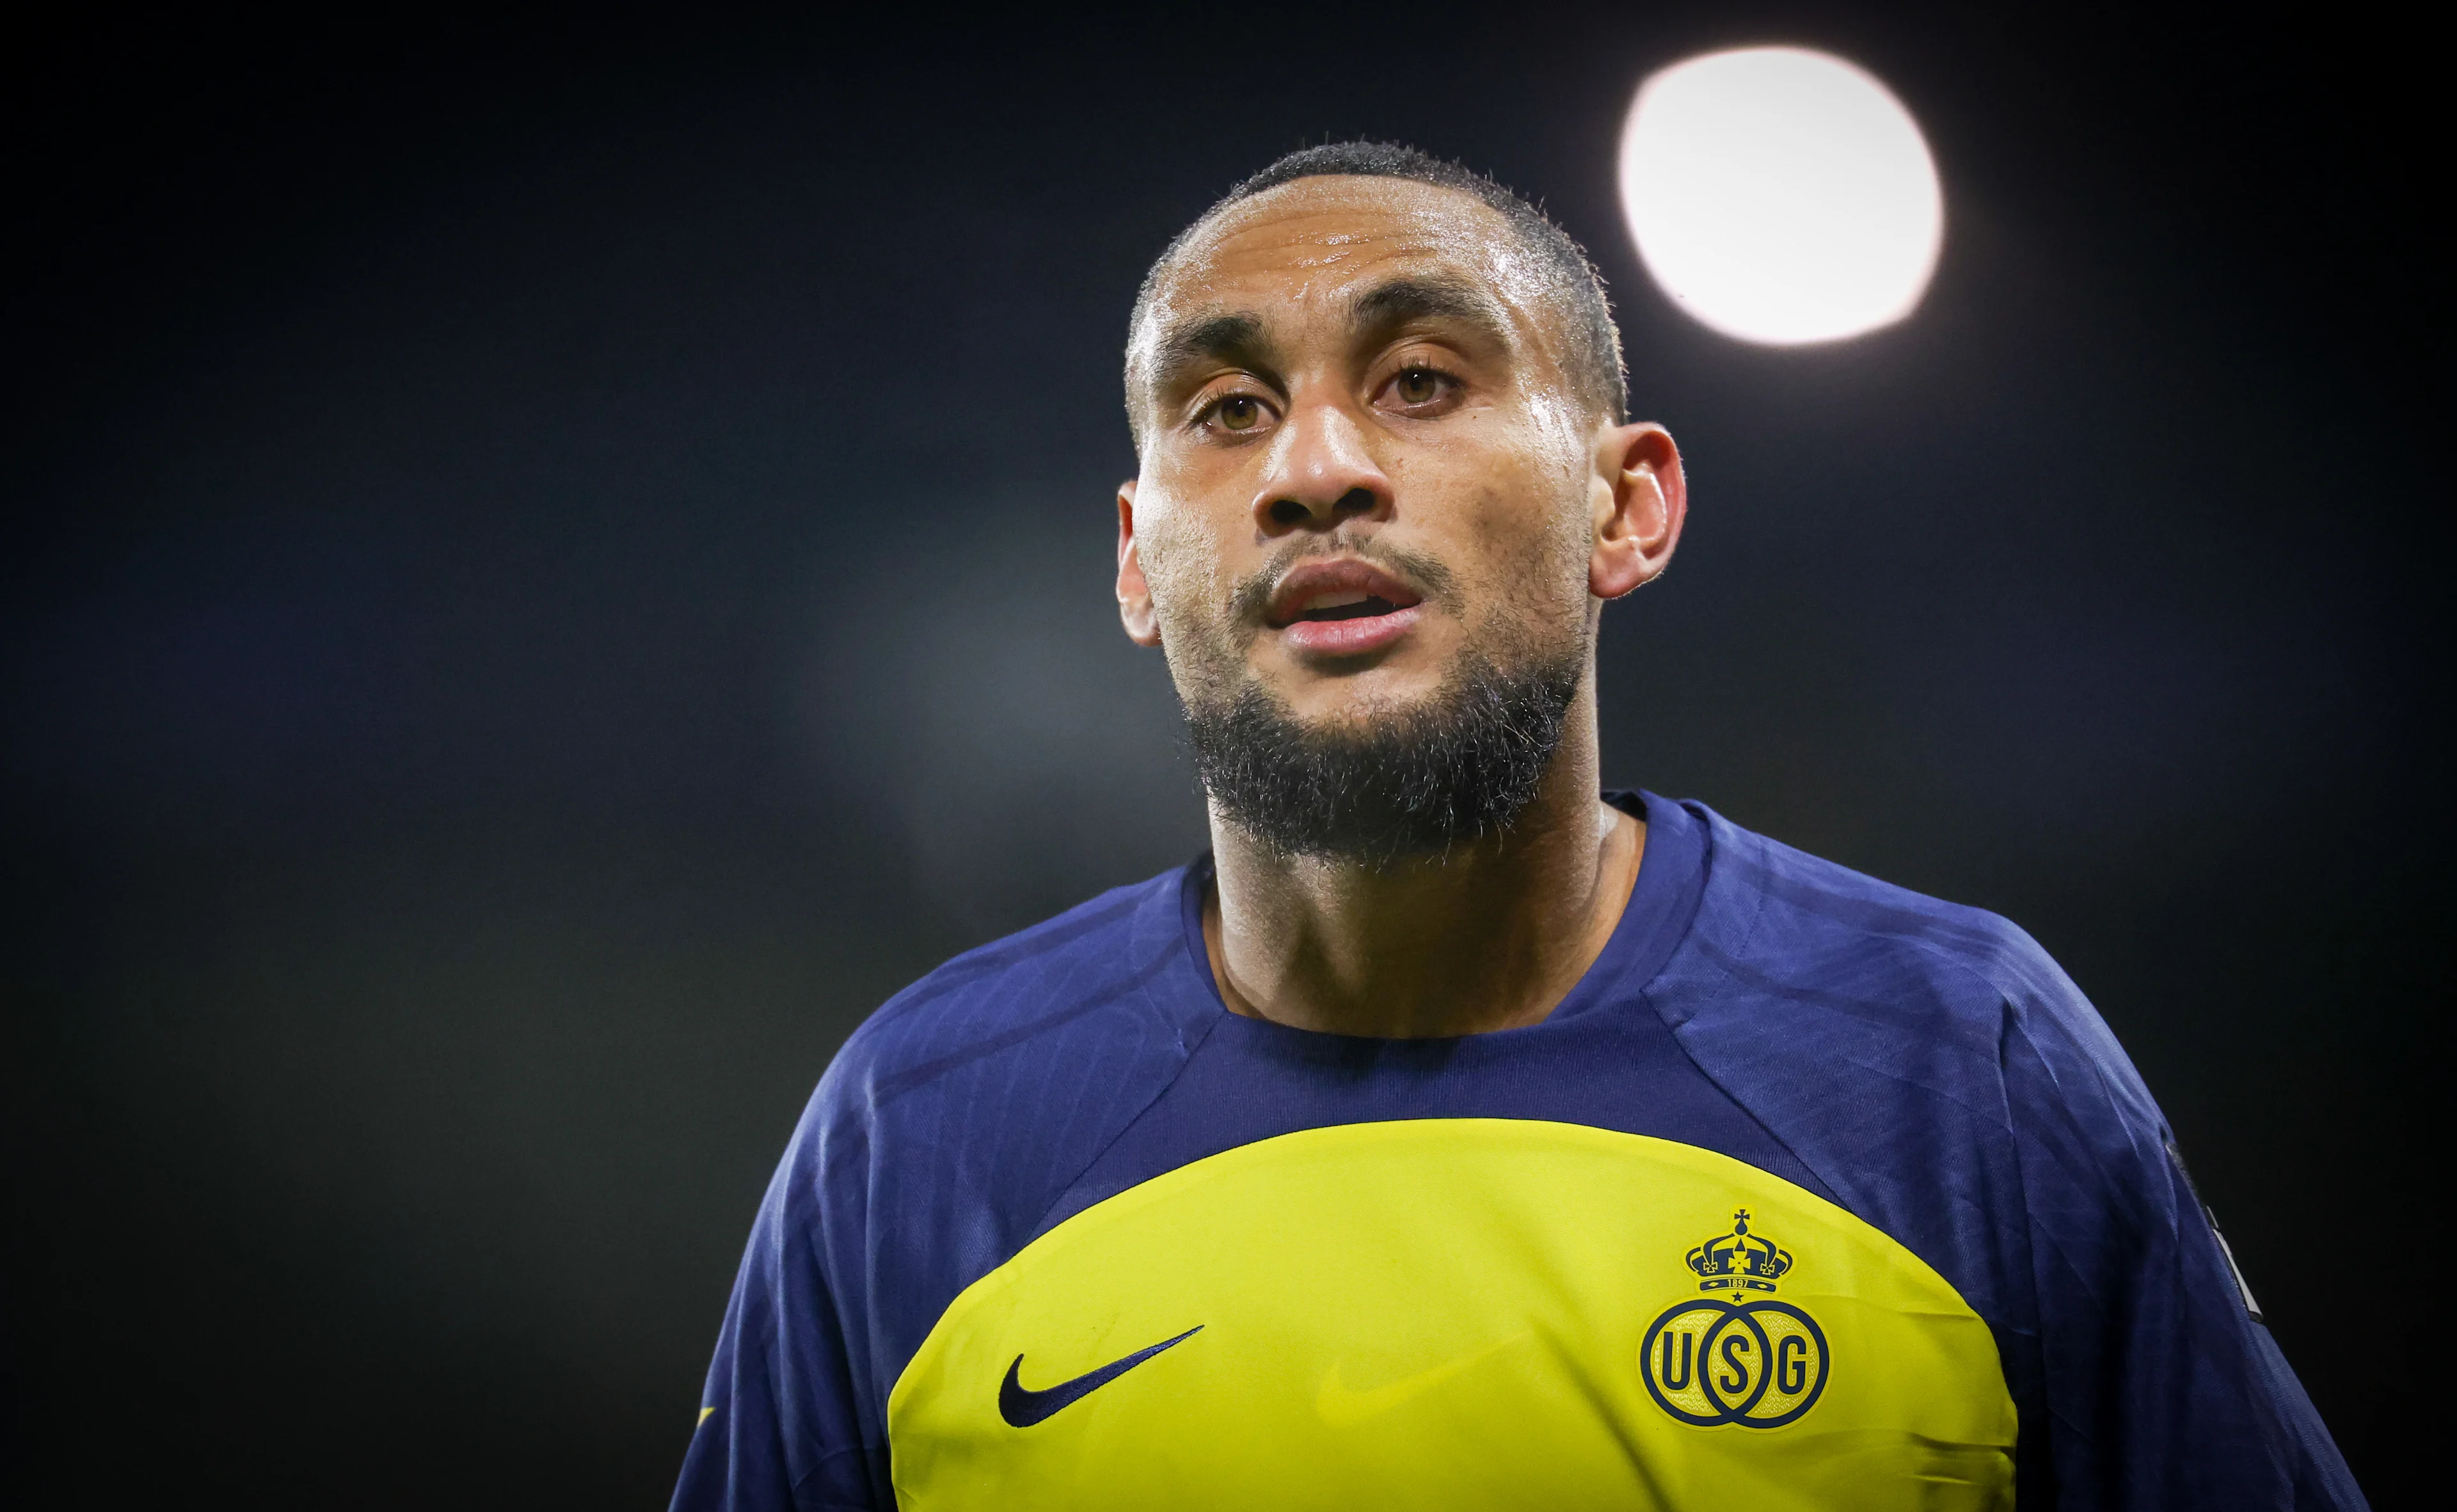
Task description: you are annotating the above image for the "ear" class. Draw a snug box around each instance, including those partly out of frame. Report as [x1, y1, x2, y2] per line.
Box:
[1589, 422, 1687, 600]
[1117, 480, 1162, 646]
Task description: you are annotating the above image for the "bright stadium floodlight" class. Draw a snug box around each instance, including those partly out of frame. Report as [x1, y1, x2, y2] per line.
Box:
[1618, 46, 1944, 346]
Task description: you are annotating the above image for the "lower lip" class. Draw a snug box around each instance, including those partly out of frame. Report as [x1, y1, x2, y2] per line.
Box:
[1276, 603, 1424, 658]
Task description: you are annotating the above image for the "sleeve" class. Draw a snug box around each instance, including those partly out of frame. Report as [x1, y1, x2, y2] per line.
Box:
[2001, 995, 2367, 1511]
[669, 1106, 888, 1512]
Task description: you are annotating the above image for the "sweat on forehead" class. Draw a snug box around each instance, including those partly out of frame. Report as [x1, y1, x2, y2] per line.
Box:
[1124, 142, 1628, 447]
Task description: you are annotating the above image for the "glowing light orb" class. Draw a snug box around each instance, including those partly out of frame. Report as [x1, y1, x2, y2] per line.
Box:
[1618, 47, 1944, 346]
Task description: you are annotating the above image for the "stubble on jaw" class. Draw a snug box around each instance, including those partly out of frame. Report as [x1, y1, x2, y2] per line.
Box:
[1154, 486, 1600, 866]
[1182, 639, 1586, 868]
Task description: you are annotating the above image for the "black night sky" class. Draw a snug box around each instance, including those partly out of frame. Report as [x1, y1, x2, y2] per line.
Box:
[5, 6, 2440, 1507]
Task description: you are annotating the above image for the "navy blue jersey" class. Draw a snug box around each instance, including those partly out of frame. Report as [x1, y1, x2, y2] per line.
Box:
[671, 793, 2362, 1510]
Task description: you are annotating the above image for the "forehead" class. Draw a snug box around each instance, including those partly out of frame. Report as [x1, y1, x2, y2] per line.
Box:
[1146, 176, 1545, 335]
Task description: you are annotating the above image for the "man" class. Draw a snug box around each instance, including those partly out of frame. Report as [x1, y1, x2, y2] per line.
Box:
[671, 143, 2362, 1510]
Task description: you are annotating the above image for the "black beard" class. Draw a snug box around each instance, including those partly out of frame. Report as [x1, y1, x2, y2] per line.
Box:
[1182, 647, 1583, 868]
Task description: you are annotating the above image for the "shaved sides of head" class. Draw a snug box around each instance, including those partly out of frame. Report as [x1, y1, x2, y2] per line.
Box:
[1125, 141, 1629, 450]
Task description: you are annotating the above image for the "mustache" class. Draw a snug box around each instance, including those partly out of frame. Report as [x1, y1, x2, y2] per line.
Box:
[1228, 534, 1460, 626]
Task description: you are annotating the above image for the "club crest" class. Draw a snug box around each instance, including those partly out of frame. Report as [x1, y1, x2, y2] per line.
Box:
[1639, 1209, 1830, 1428]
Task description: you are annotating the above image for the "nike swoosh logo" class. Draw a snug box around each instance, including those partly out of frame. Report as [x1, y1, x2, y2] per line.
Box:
[998, 1325, 1203, 1428]
[1314, 1332, 1527, 1427]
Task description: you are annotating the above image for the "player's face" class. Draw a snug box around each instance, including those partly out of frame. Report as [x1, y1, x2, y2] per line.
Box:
[1119, 177, 1609, 733]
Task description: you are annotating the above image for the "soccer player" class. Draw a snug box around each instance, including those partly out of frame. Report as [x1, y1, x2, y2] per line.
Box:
[670, 143, 2363, 1510]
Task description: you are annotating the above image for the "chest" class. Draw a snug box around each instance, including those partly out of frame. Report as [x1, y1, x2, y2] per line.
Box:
[886, 1118, 2014, 1511]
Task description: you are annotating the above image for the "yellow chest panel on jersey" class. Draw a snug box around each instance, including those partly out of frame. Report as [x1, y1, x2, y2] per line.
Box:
[887, 1118, 2015, 1510]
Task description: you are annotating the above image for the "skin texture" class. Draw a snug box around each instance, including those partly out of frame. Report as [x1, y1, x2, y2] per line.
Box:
[1117, 175, 1687, 1037]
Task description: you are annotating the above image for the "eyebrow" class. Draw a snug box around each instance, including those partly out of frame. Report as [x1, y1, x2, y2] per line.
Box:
[1351, 276, 1511, 346]
[1148, 311, 1279, 395]
[1141, 276, 1513, 402]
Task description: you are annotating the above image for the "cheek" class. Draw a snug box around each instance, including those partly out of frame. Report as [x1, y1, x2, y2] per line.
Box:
[1136, 504, 1232, 634]
[1486, 503, 1591, 621]
[1429, 452, 1591, 611]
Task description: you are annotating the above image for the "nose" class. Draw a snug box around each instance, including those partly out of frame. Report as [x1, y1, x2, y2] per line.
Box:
[1251, 398, 1394, 535]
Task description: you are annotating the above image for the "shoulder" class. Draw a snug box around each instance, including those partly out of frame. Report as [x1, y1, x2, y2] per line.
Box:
[1695, 806, 2071, 1015]
[781, 866, 1220, 1207]
[1662, 801, 2160, 1138]
[815, 867, 1202, 1120]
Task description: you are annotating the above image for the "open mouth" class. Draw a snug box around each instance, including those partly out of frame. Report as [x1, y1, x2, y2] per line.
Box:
[1264, 559, 1428, 655]
[1288, 591, 1414, 624]
[1264, 561, 1426, 629]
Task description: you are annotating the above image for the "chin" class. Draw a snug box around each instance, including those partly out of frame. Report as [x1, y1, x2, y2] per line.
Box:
[1277, 658, 1444, 713]
[1276, 678, 1450, 734]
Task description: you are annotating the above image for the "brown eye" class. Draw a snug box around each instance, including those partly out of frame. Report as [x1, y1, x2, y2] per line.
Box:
[1218, 397, 1262, 431]
[1395, 369, 1442, 405]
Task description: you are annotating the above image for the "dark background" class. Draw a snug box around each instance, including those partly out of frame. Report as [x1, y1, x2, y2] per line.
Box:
[4, 4, 2439, 1506]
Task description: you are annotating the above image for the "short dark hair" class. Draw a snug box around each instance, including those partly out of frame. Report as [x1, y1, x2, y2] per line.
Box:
[1127, 141, 1628, 445]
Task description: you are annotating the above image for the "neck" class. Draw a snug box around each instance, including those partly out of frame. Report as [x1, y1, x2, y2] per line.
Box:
[1201, 687, 1643, 1038]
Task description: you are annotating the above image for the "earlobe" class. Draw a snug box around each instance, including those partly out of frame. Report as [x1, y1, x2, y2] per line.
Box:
[1117, 482, 1163, 647]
